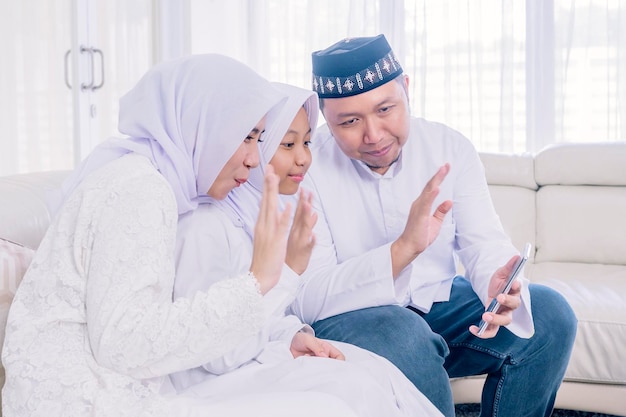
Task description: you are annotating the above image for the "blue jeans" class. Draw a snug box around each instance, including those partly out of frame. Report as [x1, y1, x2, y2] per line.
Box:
[311, 277, 577, 417]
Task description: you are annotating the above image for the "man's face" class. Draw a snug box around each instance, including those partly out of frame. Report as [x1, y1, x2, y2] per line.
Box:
[321, 77, 410, 175]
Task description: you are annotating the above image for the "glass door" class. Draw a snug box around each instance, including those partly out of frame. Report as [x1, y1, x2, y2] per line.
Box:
[0, 0, 153, 176]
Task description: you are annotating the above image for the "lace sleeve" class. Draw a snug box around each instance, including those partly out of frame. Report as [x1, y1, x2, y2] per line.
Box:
[83, 170, 264, 379]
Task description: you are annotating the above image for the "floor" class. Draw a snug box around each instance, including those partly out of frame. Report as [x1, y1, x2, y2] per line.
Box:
[455, 403, 620, 417]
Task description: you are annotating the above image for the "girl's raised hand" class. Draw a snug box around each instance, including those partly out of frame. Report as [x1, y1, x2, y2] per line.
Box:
[285, 189, 317, 275]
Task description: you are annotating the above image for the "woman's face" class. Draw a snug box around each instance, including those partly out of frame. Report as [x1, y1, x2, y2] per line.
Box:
[268, 107, 312, 195]
[207, 117, 265, 200]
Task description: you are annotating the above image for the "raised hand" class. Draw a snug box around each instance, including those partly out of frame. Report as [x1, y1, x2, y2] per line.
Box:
[391, 164, 453, 277]
[249, 165, 293, 294]
[285, 189, 318, 275]
[290, 331, 345, 360]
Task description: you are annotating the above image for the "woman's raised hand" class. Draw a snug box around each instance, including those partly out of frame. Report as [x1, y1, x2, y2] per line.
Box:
[250, 165, 292, 294]
[285, 189, 318, 275]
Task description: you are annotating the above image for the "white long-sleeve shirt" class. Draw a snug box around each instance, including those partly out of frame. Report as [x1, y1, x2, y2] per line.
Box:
[171, 203, 307, 392]
[170, 180, 445, 417]
[292, 117, 534, 338]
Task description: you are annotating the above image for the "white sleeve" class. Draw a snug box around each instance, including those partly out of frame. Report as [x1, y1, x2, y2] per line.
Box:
[452, 144, 534, 337]
[261, 264, 303, 318]
[290, 179, 405, 324]
[174, 205, 301, 374]
[199, 314, 305, 375]
[85, 173, 265, 379]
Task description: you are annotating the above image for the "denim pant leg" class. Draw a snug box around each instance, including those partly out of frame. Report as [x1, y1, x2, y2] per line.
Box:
[422, 277, 578, 417]
[312, 305, 456, 417]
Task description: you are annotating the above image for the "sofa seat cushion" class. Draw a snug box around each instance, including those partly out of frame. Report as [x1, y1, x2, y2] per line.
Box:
[527, 262, 626, 384]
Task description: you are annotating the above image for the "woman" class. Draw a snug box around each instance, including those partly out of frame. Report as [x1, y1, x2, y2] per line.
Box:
[172, 82, 443, 417]
[1, 55, 361, 417]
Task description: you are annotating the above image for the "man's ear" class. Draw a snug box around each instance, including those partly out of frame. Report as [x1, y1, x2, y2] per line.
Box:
[402, 75, 410, 101]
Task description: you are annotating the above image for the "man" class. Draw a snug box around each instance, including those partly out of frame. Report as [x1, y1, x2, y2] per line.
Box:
[291, 34, 577, 417]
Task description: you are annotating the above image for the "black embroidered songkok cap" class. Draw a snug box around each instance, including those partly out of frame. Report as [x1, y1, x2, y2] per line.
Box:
[311, 34, 403, 99]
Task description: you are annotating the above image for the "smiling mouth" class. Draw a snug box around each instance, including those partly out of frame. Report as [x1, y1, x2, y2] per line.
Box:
[366, 145, 391, 157]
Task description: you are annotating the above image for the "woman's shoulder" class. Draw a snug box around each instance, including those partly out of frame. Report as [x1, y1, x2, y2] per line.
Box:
[73, 153, 177, 217]
[96, 153, 165, 184]
[81, 154, 171, 197]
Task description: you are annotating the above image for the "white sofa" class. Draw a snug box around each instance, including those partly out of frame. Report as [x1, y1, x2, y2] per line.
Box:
[451, 142, 626, 416]
[1, 142, 625, 415]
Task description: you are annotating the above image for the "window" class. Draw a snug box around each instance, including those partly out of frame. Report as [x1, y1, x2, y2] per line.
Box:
[190, 0, 625, 153]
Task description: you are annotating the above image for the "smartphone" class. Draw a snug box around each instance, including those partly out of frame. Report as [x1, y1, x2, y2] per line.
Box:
[477, 242, 532, 336]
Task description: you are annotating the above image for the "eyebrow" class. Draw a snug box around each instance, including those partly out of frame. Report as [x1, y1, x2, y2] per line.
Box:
[335, 97, 395, 119]
[285, 127, 312, 136]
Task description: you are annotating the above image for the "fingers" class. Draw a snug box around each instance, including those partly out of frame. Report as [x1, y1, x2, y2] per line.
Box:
[423, 163, 450, 197]
[250, 164, 291, 294]
[433, 199, 453, 222]
[259, 164, 279, 223]
[289, 188, 317, 245]
[470, 308, 513, 339]
[415, 164, 451, 216]
[425, 163, 450, 191]
[497, 279, 522, 308]
[301, 335, 330, 358]
[503, 255, 520, 274]
[325, 342, 346, 361]
[292, 188, 306, 222]
[469, 323, 498, 339]
[293, 189, 316, 228]
[474, 279, 523, 339]
[315, 340, 345, 361]
[278, 202, 292, 235]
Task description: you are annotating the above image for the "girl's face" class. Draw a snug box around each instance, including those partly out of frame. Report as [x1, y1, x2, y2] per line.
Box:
[268, 107, 312, 195]
[207, 118, 265, 200]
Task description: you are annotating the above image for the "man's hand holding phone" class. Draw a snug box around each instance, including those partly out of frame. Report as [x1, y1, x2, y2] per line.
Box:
[470, 243, 532, 338]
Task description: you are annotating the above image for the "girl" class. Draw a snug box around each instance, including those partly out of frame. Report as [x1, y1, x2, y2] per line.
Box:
[172, 82, 443, 417]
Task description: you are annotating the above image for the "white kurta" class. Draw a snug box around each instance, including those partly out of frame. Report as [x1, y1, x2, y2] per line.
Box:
[172, 201, 443, 417]
[292, 117, 534, 338]
[1, 154, 360, 417]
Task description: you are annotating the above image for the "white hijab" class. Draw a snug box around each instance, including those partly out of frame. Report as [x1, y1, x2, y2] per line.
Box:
[217, 82, 319, 237]
[60, 54, 286, 215]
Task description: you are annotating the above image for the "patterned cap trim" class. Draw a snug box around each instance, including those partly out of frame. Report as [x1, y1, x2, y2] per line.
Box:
[312, 51, 402, 98]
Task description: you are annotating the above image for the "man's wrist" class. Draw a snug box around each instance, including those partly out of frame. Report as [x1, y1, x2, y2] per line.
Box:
[391, 237, 423, 278]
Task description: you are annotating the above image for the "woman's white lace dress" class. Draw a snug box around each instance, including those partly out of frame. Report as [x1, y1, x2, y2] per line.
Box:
[0, 154, 293, 417]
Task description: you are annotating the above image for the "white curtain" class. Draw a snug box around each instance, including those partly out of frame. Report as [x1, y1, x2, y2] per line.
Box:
[0, 1, 73, 176]
[2, 0, 624, 176]
[0, 0, 153, 176]
[190, 0, 625, 153]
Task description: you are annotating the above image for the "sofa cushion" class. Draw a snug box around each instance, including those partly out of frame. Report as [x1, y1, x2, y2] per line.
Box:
[535, 185, 626, 265]
[480, 152, 537, 190]
[535, 142, 626, 186]
[487, 184, 536, 258]
[0, 238, 35, 390]
[0, 170, 69, 250]
[527, 262, 626, 384]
